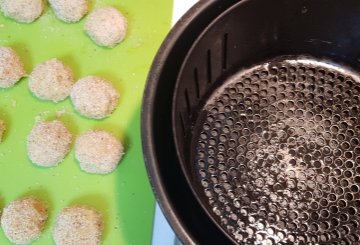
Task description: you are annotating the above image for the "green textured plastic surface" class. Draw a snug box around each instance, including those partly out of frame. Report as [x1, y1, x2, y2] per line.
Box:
[0, 0, 172, 244]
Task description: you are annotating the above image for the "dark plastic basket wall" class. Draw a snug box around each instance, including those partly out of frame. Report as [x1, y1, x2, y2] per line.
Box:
[143, 0, 360, 244]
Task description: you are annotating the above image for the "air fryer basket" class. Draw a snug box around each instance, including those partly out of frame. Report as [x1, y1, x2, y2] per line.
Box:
[143, 0, 360, 244]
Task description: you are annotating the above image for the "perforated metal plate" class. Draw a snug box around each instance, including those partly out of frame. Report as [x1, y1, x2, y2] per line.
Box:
[192, 58, 360, 245]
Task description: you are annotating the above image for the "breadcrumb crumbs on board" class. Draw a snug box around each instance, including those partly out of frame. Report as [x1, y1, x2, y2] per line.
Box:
[84, 7, 128, 48]
[52, 205, 103, 245]
[70, 76, 119, 119]
[75, 129, 124, 174]
[29, 58, 75, 102]
[34, 111, 51, 123]
[0, 197, 48, 245]
[56, 107, 69, 118]
[0, 46, 26, 88]
[49, 0, 88, 23]
[27, 120, 72, 167]
[0, 0, 44, 23]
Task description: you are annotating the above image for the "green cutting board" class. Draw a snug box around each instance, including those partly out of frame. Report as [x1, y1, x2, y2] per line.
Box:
[0, 0, 172, 244]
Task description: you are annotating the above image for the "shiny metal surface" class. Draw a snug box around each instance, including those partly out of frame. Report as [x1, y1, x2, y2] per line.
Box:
[192, 58, 360, 244]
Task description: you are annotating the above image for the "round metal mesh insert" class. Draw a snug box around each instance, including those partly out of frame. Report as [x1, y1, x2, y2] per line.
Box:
[192, 58, 360, 244]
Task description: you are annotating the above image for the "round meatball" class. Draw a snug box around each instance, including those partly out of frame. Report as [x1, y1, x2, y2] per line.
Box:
[0, 0, 44, 23]
[27, 120, 72, 167]
[52, 205, 103, 245]
[75, 130, 124, 174]
[84, 7, 127, 48]
[0, 197, 48, 245]
[0, 47, 26, 88]
[70, 76, 119, 119]
[29, 58, 74, 102]
[49, 0, 88, 23]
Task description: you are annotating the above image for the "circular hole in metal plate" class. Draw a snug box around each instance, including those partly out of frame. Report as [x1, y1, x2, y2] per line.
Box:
[192, 58, 360, 243]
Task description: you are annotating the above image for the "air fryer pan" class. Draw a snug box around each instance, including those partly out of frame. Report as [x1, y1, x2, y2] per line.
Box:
[187, 57, 360, 244]
[143, 0, 360, 244]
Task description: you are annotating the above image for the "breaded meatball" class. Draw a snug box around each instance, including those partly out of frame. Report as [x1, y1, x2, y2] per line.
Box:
[75, 129, 124, 174]
[0, 47, 26, 88]
[70, 76, 119, 119]
[52, 205, 103, 245]
[27, 120, 72, 167]
[0, 0, 44, 23]
[29, 58, 74, 102]
[49, 0, 88, 23]
[0, 197, 48, 245]
[84, 7, 127, 48]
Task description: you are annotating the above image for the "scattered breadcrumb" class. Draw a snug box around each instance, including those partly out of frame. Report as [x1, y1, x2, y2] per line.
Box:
[34, 111, 51, 123]
[49, 0, 88, 23]
[70, 76, 119, 119]
[75, 129, 124, 174]
[0, 197, 48, 245]
[0, 47, 26, 88]
[0, 0, 44, 23]
[27, 120, 72, 167]
[56, 107, 67, 118]
[52, 205, 103, 245]
[84, 7, 127, 48]
[10, 99, 17, 107]
[29, 58, 74, 102]
[0, 119, 5, 142]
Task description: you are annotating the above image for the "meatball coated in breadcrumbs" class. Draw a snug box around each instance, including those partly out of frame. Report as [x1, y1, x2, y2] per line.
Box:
[49, 0, 88, 23]
[0, 0, 44, 23]
[29, 58, 74, 102]
[0, 197, 48, 245]
[84, 7, 127, 48]
[52, 205, 103, 245]
[75, 130, 124, 174]
[0, 47, 26, 88]
[27, 120, 72, 167]
[70, 76, 119, 119]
